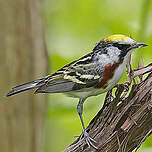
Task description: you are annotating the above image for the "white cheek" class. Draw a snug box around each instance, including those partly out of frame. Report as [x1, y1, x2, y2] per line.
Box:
[108, 46, 121, 60]
[97, 54, 111, 65]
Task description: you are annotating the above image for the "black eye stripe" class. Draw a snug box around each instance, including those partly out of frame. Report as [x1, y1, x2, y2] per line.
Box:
[112, 43, 131, 50]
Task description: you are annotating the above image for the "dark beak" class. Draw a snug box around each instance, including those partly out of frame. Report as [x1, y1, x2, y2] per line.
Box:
[135, 42, 148, 48]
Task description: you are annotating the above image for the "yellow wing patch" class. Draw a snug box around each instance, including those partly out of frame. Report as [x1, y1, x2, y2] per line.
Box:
[64, 75, 86, 84]
[104, 34, 129, 42]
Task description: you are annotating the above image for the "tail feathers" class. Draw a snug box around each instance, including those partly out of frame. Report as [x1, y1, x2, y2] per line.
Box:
[6, 78, 46, 97]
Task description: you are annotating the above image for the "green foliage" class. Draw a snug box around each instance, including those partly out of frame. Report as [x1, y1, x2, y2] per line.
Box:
[43, 0, 152, 151]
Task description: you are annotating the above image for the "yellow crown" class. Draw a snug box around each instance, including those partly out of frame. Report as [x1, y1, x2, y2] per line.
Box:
[104, 34, 130, 42]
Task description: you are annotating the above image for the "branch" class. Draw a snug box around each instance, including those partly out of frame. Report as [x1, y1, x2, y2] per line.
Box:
[63, 63, 152, 152]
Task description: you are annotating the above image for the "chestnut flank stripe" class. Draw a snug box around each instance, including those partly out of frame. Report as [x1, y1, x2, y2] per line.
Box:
[95, 60, 123, 89]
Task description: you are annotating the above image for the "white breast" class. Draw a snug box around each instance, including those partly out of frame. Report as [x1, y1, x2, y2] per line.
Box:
[106, 58, 127, 90]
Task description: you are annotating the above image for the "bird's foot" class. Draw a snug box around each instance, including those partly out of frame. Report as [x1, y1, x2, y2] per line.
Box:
[80, 129, 98, 150]
[115, 82, 130, 100]
[106, 89, 114, 102]
[120, 82, 130, 100]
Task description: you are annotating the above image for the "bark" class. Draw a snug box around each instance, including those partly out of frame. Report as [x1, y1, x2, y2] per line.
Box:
[63, 63, 152, 152]
[0, 0, 48, 152]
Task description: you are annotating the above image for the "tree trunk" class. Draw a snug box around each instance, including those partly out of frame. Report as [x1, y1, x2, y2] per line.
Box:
[63, 64, 152, 152]
[0, 0, 48, 152]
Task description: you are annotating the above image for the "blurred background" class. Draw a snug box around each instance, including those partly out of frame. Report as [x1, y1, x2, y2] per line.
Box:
[43, 0, 152, 151]
[0, 0, 152, 152]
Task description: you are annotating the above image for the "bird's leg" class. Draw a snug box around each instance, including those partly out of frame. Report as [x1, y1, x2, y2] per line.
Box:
[77, 98, 98, 149]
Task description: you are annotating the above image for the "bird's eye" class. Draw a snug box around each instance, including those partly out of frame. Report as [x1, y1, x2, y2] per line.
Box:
[113, 43, 131, 50]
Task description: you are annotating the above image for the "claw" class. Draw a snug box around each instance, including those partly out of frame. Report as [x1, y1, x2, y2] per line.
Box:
[120, 82, 130, 100]
[106, 89, 114, 102]
[115, 82, 130, 100]
[82, 129, 98, 149]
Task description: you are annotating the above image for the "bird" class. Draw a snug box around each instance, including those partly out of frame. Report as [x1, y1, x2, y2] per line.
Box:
[6, 34, 147, 149]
